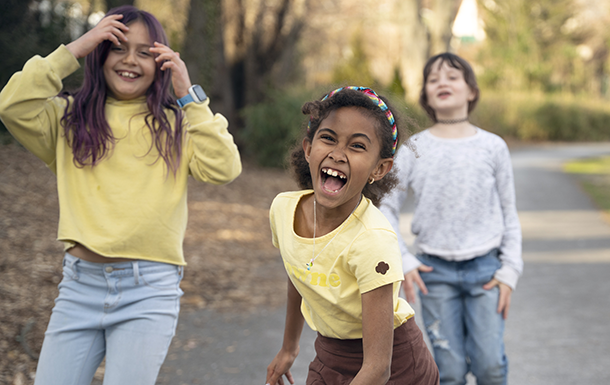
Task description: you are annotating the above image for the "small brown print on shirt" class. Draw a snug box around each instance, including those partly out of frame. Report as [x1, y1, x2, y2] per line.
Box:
[375, 262, 389, 275]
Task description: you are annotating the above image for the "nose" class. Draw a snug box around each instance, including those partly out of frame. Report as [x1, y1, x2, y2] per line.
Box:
[123, 51, 136, 65]
[328, 146, 347, 162]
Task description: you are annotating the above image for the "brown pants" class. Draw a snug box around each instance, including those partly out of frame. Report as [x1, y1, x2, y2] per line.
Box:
[307, 318, 439, 385]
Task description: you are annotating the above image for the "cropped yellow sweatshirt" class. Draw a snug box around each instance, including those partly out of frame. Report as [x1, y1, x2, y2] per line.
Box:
[0, 45, 242, 265]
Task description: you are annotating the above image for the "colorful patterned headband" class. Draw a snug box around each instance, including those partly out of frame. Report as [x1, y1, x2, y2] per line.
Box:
[307, 86, 398, 156]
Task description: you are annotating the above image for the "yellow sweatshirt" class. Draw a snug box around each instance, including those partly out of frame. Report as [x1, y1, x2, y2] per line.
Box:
[0, 45, 242, 265]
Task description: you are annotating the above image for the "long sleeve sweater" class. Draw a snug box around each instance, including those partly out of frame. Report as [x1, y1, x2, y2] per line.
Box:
[0, 45, 242, 265]
[379, 128, 523, 289]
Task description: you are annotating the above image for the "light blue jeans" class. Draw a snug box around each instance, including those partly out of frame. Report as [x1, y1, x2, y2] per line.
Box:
[418, 249, 507, 385]
[34, 253, 184, 385]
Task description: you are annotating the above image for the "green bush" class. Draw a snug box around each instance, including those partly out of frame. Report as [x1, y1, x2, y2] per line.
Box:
[471, 92, 610, 142]
[239, 87, 430, 168]
[240, 88, 316, 168]
[240, 89, 610, 169]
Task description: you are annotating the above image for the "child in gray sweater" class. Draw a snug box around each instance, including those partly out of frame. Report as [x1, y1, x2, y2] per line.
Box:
[380, 53, 522, 385]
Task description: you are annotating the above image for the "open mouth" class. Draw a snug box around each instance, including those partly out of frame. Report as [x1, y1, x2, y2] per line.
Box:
[438, 91, 451, 98]
[320, 167, 347, 193]
[117, 71, 140, 79]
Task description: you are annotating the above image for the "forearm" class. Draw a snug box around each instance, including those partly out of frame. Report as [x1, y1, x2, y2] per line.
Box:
[0, 45, 78, 163]
[495, 146, 523, 289]
[185, 101, 241, 184]
[350, 284, 394, 385]
[281, 279, 305, 355]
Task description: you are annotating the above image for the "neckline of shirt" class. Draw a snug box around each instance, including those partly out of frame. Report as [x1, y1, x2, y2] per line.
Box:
[291, 190, 366, 244]
[423, 126, 481, 143]
[106, 96, 147, 105]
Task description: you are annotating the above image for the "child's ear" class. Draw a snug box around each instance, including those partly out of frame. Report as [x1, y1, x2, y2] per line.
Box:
[468, 86, 478, 102]
[370, 158, 394, 183]
[303, 138, 312, 163]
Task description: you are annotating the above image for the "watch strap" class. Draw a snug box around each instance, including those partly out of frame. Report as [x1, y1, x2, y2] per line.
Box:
[177, 93, 195, 108]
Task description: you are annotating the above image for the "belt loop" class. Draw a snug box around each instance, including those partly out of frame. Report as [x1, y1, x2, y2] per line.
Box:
[178, 265, 184, 279]
[66, 254, 79, 279]
[133, 261, 140, 285]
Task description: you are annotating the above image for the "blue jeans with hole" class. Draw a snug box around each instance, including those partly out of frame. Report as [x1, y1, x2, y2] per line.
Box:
[34, 253, 184, 385]
[417, 249, 507, 385]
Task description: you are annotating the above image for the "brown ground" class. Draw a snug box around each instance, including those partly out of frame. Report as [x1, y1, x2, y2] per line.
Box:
[0, 142, 297, 385]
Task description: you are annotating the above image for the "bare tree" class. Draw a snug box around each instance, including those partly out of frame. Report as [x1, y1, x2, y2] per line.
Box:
[181, 0, 310, 132]
[397, 0, 430, 100]
[428, 0, 462, 55]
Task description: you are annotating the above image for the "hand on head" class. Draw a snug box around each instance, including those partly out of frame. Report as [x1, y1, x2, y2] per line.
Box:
[66, 14, 129, 59]
[149, 42, 192, 98]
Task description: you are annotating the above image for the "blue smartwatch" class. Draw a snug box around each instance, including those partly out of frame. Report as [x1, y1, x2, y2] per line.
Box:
[177, 85, 207, 107]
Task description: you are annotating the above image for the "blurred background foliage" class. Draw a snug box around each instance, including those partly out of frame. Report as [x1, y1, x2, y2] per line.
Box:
[1, 0, 609, 167]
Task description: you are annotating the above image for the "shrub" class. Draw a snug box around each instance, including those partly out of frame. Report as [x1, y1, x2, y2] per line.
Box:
[471, 92, 610, 142]
[240, 88, 315, 168]
[240, 89, 610, 168]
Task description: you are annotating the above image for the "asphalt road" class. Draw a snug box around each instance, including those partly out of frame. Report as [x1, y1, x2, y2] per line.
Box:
[156, 143, 610, 385]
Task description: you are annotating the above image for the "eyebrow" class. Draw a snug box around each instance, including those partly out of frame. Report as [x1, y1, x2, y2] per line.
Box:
[317, 128, 372, 143]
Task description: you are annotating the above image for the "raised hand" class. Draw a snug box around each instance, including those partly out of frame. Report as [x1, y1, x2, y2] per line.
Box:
[149, 42, 192, 98]
[66, 14, 129, 59]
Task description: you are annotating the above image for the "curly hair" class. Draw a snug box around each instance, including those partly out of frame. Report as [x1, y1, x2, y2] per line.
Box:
[290, 88, 411, 206]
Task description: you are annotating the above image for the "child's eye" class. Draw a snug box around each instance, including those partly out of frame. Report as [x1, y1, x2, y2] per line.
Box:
[111, 46, 125, 52]
[352, 143, 366, 150]
[139, 50, 152, 57]
[320, 134, 335, 142]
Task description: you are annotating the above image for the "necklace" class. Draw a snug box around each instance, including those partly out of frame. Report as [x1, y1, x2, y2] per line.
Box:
[306, 196, 361, 270]
[436, 117, 469, 124]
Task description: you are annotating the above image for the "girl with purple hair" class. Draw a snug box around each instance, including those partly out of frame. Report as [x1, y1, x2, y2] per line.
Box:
[0, 5, 241, 384]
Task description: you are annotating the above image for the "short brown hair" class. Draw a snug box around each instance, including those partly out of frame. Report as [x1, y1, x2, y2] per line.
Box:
[419, 53, 480, 122]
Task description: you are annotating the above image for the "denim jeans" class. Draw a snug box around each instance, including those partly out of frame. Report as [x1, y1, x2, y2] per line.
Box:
[418, 249, 508, 385]
[34, 253, 184, 385]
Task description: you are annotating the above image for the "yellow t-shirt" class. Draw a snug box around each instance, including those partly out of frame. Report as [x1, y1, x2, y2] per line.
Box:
[0, 45, 242, 265]
[270, 190, 415, 339]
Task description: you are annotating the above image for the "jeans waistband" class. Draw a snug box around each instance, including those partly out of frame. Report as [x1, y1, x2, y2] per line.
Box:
[63, 252, 183, 279]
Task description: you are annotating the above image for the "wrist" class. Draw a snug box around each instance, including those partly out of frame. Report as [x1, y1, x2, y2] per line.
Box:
[177, 85, 207, 108]
[280, 344, 299, 358]
[65, 42, 82, 59]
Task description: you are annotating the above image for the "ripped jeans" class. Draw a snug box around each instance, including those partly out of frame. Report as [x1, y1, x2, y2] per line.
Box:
[417, 249, 507, 385]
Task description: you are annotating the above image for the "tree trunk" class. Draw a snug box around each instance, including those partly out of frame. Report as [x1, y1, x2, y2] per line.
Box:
[398, 0, 429, 101]
[104, 0, 135, 11]
[180, 0, 233, 122]
[429, 0, 462, 55]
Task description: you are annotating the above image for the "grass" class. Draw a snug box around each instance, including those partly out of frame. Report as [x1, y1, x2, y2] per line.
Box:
[564, 156, 610, 211]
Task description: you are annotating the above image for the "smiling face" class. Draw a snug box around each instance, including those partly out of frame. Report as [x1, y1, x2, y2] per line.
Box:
[304, 107, 393, 213]
[103, 21, 156, 100]
[425, 59, 476, 120]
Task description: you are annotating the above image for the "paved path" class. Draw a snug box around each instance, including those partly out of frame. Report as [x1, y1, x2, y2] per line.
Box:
[157, 143, 610, 385]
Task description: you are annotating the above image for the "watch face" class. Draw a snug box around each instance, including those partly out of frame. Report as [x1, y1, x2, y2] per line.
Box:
[192, 85, 207, 102]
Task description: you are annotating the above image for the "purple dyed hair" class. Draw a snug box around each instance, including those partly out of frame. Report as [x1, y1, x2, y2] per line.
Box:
[61, 5, 184, 173]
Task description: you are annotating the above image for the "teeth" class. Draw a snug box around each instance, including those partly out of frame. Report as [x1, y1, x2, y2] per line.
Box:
[118, 71, 138, 78]
[322, 168, 346, 179]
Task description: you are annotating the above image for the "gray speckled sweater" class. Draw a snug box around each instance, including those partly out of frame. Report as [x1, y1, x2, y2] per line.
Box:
[379, 128, 523, 289]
